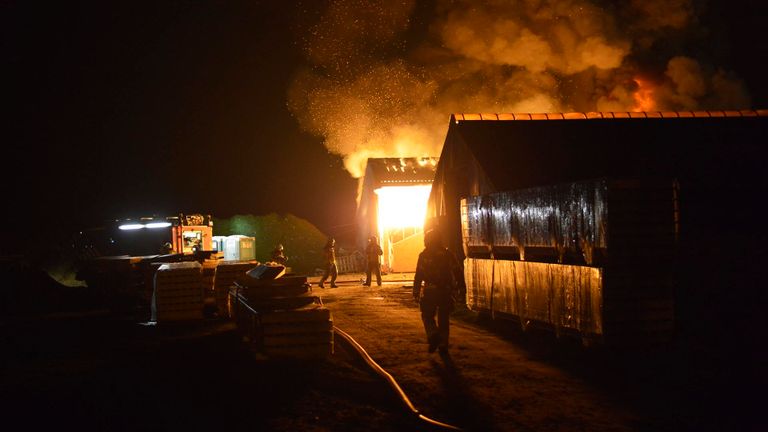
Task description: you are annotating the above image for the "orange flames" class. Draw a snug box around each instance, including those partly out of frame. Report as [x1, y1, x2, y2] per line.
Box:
[374, 184, 433, 272]
[632, 77, 657, 112]
[374, 185, 432, 232]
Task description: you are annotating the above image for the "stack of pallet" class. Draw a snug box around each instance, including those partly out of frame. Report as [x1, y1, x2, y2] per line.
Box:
[151, 261, 204, 322]
[259, 299, 334, 359]
[78, 256, 144, 315]
[213, 260, 259, 318]
[200, 259, 218, 311]
[235, 266, 334, 359]
[137, 256, 189, 320]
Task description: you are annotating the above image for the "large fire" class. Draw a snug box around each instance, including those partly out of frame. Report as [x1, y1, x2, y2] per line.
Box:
[632, 78, 657, 112]
[290, 2, 750, 177]
[374, 185, 432, 231]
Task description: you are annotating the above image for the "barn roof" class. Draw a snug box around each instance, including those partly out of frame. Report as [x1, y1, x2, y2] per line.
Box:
[451, 109, 767, 121]
[355, 157, 438, 249]
[361, 157, 438, 187]
[439, 110, 768, 196]
[426, 110, 768, 257]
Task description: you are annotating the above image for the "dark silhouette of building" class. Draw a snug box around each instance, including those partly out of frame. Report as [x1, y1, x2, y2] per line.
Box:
[425, 110, 768, 346]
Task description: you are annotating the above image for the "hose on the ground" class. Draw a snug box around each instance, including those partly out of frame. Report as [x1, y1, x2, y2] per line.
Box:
[333, 326, 463, 431]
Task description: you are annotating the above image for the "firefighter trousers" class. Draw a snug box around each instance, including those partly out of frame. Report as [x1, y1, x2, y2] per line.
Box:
[420, 287, 454, 348]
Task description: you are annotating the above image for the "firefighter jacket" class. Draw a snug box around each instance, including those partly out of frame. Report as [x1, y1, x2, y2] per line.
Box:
[271, 249, 287, 265]
[323, 245, 336, 264]
[413, 246, 459, 300]
[365, 242, 383, 263]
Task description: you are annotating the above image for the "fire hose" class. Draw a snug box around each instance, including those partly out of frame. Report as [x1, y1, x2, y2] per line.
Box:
[332, 326, 463, 431]
[233, 286, 461, 430]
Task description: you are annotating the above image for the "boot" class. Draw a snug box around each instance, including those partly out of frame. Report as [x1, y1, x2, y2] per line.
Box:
[427, 333, 440, 353]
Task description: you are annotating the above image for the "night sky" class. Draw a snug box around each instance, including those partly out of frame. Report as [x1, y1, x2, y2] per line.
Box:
[4, 1, 359, 251]
[3, 1, 767, 254]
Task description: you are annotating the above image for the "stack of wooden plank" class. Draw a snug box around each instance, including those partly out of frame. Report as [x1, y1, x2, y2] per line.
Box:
[200, 259, 217, 308]
[141, 261, 166, 320]
[136, 256, 187, 320]
[151, 261, 204, 322]
[259, 300, 334, 359]
[234, 267, 333, 359]
[213, 260, 258, 318]
[78, 256, 144, 314]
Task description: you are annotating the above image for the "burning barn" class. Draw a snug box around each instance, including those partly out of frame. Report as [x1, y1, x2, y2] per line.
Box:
[426, 110, 768, 345]
[356, 157, 438, 272]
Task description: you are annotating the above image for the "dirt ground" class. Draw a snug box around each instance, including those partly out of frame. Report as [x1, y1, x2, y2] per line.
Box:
[1, 270, 765, 431]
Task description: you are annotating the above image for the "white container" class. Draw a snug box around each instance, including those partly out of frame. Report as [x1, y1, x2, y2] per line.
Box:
[224, 235, 256, 261]
[212, 236, 228, 254]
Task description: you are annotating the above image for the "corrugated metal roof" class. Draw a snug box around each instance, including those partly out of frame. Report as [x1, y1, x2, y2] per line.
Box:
[429, 108, 768, 261]
[452, 109, 768, 122]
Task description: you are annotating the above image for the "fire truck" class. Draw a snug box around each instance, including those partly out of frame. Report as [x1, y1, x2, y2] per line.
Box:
[124, 213, 213, 255]
[76, 213, 213, 258]
[74, 214, 215, 316]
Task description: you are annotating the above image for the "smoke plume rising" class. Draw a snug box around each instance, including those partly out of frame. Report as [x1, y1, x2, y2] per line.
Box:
[288, 0, 751, 177]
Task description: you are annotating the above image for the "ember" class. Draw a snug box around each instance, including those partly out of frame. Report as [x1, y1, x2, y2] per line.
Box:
[290, 1, 751, 178]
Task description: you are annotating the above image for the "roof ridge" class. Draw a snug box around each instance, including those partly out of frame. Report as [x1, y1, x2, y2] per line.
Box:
[451, 110, 768, 121]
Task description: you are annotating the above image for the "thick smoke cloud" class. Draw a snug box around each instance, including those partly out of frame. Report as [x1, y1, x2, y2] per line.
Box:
[438, 1, 628, 74]
[288, 0, 751, 177]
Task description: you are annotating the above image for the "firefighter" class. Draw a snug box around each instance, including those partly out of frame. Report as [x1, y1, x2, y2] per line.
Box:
[318, 237, 338, 288]
[271, 244, 288, 266]
[363, 235, 383, 286]
[413, 230, 460, 354]
[160, 242, 173, 255]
